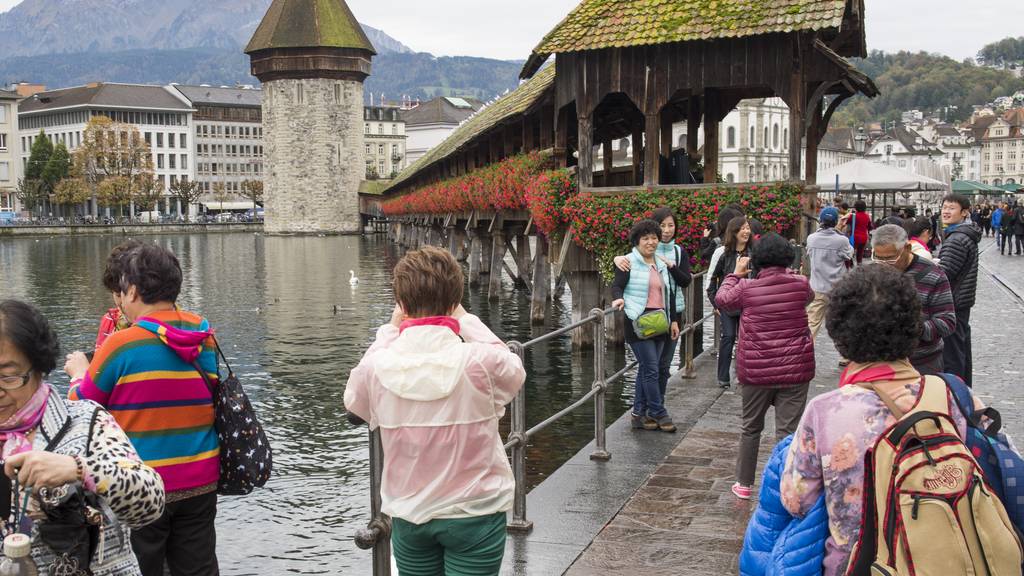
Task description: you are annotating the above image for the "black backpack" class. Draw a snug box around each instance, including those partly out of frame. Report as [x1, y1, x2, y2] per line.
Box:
[191, 339, 273, 496]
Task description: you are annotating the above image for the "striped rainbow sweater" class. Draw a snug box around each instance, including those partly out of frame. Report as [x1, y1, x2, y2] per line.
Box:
[70, 309, 220, 498]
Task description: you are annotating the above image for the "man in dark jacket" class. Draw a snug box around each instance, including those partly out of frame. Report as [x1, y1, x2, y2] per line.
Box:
[1001, 203, 1016, 255]
[871, 224, 956, 375]
[1014, 204, 1024, 255]
[939, 194, 982, 386]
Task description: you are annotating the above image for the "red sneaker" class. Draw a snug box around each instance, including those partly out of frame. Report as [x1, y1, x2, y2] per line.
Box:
[731, 482, 753, 500]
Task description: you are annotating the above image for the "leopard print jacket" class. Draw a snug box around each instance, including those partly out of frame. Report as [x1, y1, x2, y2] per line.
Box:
[1, 386, 165, 575]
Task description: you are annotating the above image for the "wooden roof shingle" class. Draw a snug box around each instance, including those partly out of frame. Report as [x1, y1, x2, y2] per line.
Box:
[245, 0, 375, 54]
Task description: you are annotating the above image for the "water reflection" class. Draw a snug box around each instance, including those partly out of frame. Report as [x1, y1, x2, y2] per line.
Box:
[0, 233, 634, 574]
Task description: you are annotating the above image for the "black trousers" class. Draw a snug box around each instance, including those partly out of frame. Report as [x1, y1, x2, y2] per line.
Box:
[1016, 235, 1024, 255]
[1002, 232, 1014, 254]
[132, 491, 220, 576]
[942, 308, 972, 387]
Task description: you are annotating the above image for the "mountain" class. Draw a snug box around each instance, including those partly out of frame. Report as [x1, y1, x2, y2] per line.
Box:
[833, 48, 1024, 126]
[0, 0, 516, 100]
[0, 49, 522, 102]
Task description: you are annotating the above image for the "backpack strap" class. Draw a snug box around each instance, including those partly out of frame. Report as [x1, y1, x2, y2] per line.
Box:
[857, 382, 906, 419]
[938, 372, 1004, 437]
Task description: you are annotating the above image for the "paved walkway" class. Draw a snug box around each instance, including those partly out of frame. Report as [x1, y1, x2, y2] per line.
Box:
[563, 244, 1024, 575]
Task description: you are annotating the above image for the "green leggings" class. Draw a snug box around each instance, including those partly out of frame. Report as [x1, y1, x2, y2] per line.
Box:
[391, 512, 507, 576]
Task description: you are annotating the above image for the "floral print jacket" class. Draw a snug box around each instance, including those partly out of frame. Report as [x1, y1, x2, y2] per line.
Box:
[780, 379, 967, 576]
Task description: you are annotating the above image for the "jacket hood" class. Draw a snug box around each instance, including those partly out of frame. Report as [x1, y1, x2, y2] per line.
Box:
[947, 222, 982, 243]
[375, 326, 466, 401]
[135, 316, 212, 363]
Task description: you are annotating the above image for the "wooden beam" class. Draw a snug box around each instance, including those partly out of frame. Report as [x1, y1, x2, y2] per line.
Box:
[631, 126, 644, 186]
[703, 89, 720, 184]
[540, 106, 554, 150]
[643, 112, 660, 186]
[805, 99, 822, 183]
[686, 97, 702, 163]
[578, 114, 594, 188]
[660, 108, 675, 180]
[488, 229, 506, 301]
[602, 139, 614, 180]
[530, 236, 550, 324]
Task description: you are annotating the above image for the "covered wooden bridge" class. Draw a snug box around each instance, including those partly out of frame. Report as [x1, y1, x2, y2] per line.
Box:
[377, 0, 878, 344]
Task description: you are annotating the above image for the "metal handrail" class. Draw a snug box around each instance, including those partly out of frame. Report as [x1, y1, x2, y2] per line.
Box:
[355, 269, 718, 573]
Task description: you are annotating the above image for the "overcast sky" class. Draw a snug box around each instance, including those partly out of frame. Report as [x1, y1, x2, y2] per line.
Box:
[0, 0, 1019, 62]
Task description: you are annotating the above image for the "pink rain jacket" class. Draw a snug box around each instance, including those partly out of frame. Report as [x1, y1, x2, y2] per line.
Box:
[344, 314, 526, 524]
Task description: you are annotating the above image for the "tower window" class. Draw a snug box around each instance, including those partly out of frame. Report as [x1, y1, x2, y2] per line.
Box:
[297, 83, 304, 104]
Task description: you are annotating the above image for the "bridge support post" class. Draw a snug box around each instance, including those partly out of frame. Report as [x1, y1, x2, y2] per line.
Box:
[516, 232, 532, 286]
[530, 235, 550, 324]
[468, 229, 482, 288]
[488, 229, 506, 301]
[568, 271, 601, 347]
[480, 230, 493, 277]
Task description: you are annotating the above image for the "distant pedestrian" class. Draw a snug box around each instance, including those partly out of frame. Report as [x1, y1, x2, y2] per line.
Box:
[613, 207, 692, 402]
[871, 224, 956, 375]
[1014, 204, 1024, 255]
[707, 216, 752, 389]
[883, 209, 903, 227]
[715, 233, 814, 501]
[939, 194, 981, 386]
[1001, 203, 1016, 255]
[992, 203, 1005, 246]
[804, 208, 853, 347]
[65, 242, 221, 576]
[905, 216, 934, 262]
[849, 200, 872, 264]
[344, 246, 526, 576]
[980, 203, 993, 236]
[611, 219, 681, 432]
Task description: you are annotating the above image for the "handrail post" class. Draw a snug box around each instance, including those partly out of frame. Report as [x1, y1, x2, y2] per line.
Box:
[589, 308, 611, 461]
[354, 428, 392, 576]
[506, 341, 533, 533]
[683, 279, 697, 379]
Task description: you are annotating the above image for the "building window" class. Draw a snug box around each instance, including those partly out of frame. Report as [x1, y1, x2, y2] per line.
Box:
[180, 134, 187, 148]
[365, 124, 370, 134]
[0, 105, 6, 123]
[763, 127, 768, 148]
[365, 144, 371, 155]
[168, 133, 176, 148]
[0, 133, 6, 151]
[772, 124, 779, 149]
[378, 144, 384, 155]
[156, 133, 163, 148]
[748, 127, 754, 147]
[727, 127, 735, 149]
[169, 155, 176, 169]
[181, 155, 187, 170]
[296, 83, 304, 104]
[784, 129, 788, 149]
[0, 162, 8, 182]
[378, 124, 383, 135]
[378, 160, 385, 174]
[334, 83, 341, 104]
[157, 154, 164, 169]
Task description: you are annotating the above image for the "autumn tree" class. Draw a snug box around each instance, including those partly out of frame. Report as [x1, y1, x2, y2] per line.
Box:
[240, 179, 263, 216]
[53, 178, 91, 209]
[70, 116, 154, 217]
[212, 182, 230, 212]
[133, 175, 164, 222]
[169, 179, 203, 222]
[14, 179, 46, 218]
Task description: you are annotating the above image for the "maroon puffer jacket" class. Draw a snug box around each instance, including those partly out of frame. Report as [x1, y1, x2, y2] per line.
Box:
[715, 267, 815, 386]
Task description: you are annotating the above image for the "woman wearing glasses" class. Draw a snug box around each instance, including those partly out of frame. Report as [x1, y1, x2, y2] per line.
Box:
[0, 299, 164, 574]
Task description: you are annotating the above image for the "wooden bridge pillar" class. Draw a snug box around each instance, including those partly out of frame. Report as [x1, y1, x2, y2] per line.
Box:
[468, 229, 483, 288]
[488, 229, 506, 301]
[448, 226, 467, 261]
[480, 229, 493, 277]
[530, 235, 550, 324]
[516, 232, 532, 286]
[568, 270, 601, 346]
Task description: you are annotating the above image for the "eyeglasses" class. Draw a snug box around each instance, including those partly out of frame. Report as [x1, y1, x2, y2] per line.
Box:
[871, 246, 905, 265]
[0, 370, 32, 391]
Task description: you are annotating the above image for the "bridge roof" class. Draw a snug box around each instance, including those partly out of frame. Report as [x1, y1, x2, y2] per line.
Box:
[384, 64, 556, 195]
[522, 0, 855, 78]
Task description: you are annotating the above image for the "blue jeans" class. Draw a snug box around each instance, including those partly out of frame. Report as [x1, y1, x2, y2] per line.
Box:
[658, 333, 679, 399]
[629, 337, 667, 419]
[717, 313, 739, 384]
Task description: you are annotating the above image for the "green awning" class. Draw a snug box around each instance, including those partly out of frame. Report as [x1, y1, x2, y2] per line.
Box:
[996, 183, 1024, 193]
[951, 180, 1004, 194]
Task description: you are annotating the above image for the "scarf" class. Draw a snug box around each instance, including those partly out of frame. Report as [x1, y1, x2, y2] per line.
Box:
[399, 316, 461, 336]
[0, 383, 51, 461]
[838, 359, 920, 388]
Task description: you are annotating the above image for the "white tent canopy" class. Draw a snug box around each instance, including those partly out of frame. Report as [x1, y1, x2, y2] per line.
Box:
[816, 159, 948, 191]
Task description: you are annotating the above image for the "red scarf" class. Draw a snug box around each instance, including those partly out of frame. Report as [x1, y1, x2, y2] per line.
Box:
[399, 316, 461, 335]
[838, 359, 919, 388]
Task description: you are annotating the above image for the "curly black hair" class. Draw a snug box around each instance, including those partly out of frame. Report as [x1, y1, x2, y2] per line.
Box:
[751, 233, 794, 269]
[0, 300, 61, 375]
[121, 243, 183, 304]
[825, 265, 922, 363]
[629, 219, 663, 247]
[101, 239, 144, 292]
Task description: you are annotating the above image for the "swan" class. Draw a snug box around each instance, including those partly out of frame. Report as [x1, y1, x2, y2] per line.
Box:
[349, 270, 359, 285]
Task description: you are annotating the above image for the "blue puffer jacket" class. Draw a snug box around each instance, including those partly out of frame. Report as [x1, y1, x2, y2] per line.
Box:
[739, 435, 828, 576]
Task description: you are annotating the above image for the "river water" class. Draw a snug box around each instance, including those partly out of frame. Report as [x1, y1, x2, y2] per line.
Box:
[0, 233, 633, 574]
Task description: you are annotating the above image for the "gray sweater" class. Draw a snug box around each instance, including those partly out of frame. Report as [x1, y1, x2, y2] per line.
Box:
[805, 227, 854, 294]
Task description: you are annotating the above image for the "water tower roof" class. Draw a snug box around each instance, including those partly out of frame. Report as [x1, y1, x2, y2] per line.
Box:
[245, 0, 375, 55]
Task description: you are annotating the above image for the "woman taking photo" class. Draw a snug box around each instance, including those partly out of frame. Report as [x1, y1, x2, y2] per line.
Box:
[613, 207, 693, 403]
[0, 299, 164, 574]
[714, 233, 814, 501]
[706, 216, 751, 389]
[611, 219, 684, 433]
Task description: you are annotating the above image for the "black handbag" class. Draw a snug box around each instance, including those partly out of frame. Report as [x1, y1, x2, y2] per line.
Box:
[190, 338, 273, 496]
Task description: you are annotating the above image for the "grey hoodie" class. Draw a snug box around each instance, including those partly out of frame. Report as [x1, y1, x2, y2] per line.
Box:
[805, 227, 854, 294]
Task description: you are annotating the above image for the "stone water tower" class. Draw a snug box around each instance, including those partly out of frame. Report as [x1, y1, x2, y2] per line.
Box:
[245, 0, 375, 234]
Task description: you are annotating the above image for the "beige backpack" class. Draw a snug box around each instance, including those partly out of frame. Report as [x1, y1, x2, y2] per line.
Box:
[846, 376, 1023, 576]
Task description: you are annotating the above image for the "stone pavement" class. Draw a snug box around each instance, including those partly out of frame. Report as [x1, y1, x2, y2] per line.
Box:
[563, 245, 1024, 575]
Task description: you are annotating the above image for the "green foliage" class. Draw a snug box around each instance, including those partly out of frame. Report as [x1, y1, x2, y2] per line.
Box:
[25, 130, 53, 182]
[833, 49, 1024, 127]
[41, 142, 70, 189]
[978, 37, 1024, 66]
